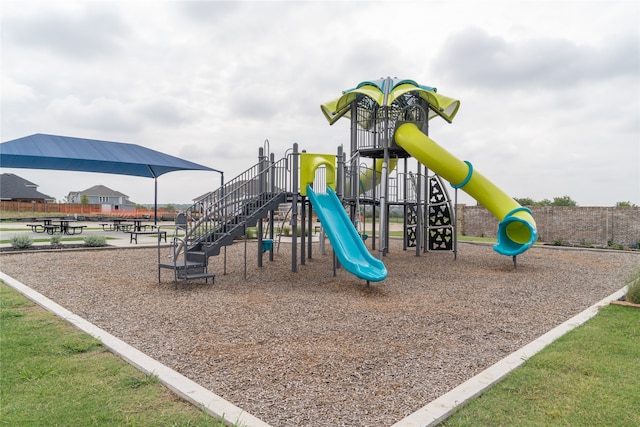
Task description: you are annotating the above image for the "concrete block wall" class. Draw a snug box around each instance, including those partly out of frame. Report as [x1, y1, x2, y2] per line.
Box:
[458, 205, 640, 247]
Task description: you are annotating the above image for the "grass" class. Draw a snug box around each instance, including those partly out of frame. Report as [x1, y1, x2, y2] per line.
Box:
[0, 237, 116, 244]
[441, 304, 640, 426]
[0, 283, 229, 426]
[378, 231, 497, 242]
[0, 227, 107, 233]
[626, 266, 640, 304]
[2, 244, 637, 426]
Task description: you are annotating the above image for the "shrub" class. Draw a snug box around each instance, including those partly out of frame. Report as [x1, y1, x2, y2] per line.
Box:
[626, 268, 640, 304]
[50, 235, 62, 247]
[296, 226, 309, 237]
[11, 234, 33, 249]
[83, 235, 107, 247]
[579, 239, 594, 248]
[282, 226, 291, 236]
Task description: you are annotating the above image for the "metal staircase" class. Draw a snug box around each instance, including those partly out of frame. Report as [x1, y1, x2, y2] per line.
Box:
[159, 156, 291, 288]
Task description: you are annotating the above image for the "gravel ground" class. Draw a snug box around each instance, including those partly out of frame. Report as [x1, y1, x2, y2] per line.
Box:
[1, 240, 638, 426]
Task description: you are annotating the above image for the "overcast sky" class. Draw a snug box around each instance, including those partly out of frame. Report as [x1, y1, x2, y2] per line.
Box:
[2, 0, 638, 207]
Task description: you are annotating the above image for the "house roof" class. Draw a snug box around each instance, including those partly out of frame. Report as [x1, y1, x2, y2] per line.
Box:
[0, 173, 55, 201]
[71, 184, 129, 198]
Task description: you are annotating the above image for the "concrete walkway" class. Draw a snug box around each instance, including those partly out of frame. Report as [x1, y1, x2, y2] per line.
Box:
[0, 220, 176, 250]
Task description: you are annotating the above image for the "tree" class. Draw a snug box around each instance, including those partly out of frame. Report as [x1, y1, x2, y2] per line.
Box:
[616, 201, 637, 207]
[514, 197, 536, 206]
[514, 196, 579, 206]
[551, 195, 577, 206]
[80, 194, 89, 204]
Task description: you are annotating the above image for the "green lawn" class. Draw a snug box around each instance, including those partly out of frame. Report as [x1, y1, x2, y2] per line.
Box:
[0, 283, 228, 426]
[3, 279, 638, 427]
[0, 236, 115, 244]
[441, 304, 640, 426]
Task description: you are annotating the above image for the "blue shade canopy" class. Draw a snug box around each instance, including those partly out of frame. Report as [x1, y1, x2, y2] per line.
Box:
[0, 133, 220, 178]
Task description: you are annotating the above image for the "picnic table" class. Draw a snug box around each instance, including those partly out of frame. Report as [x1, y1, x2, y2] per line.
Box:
[130, 218, 147, 232]
[28, 218, 86, 235]
[100, 218, 148, 231]
[27, 218, 58, 232]
[126, 229, 168, 244]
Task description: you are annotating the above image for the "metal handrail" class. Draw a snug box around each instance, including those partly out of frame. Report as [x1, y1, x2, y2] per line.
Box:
[174, 157, 290, 256]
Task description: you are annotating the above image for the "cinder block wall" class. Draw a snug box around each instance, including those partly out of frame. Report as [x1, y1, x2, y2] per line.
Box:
[458, 205, 640, 247]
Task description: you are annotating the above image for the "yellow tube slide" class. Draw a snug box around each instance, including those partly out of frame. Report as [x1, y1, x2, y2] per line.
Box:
[355, 158, 398, 195]
[394, 123, 537, 256]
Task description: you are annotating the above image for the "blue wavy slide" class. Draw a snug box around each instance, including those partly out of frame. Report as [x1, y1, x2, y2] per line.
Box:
[306, 185, 387, 282]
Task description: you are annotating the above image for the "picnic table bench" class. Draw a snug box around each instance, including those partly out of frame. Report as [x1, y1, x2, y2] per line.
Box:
[42, 224, 87, 235]
[126, 229, 167, 244]
[27, 223, 46, 233]
[44, 224, 61, 234]
[100, 221, 134, 231]
[65, 225, 87, 235]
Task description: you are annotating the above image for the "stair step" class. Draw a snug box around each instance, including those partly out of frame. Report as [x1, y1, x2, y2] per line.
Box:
[186, 251, 207, 260]
[159, 261, 205, 270]
[177, 272, 215, 280]
[183, 191, 288, 258]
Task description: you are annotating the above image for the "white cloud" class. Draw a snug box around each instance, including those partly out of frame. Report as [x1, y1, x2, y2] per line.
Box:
[435, 28, 638, 90]
[1, 0, 638, 206]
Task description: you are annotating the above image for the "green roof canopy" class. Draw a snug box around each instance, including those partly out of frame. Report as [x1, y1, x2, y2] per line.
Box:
[320, 77, 460, 125]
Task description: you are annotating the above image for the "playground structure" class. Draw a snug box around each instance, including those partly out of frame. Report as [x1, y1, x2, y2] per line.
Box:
[159, 77, 538, 287]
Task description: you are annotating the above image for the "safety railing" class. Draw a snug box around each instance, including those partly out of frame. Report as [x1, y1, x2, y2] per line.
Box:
[182, 156, 291, 249]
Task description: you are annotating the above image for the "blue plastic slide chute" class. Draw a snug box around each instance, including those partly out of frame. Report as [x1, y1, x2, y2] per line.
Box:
[306, 185, 387, 282]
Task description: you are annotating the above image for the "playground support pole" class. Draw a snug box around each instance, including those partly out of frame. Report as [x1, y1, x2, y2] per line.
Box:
[244, 224, 247, 280]
[336, 145, 344, 199]
[379, 160, 388, 260]
[350, 103, 358, 202]
[402, 158, 408, 251]
[307, 201, 313, 260]
[291, 143, 299, 273]
[454, 188, 458, 260]
[257, 218, 264, 267]
[422, 103, 430, 255]
[371, 158, 377, 251]
[416, 160, 422, 257]
[332, 251, 337, 277]
[331, 144, 343, 257]
[378, 104, 390, 258]
[300, 196, 306, 265]
[257, 147, 266, 268]
[372, 202, 376, 250]
[269, 152, 275, 262]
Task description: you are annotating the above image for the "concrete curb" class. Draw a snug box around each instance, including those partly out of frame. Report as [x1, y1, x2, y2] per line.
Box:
[0, 271, 272, 427]
[390, 285, 628, 427]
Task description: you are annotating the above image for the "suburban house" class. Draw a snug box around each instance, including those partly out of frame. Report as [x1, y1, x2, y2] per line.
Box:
[66, 184, 136, 212]
[0, 173, 55, 203]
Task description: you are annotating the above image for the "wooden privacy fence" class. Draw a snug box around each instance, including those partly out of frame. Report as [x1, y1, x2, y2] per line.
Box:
[1, 201, 102, 214]
[0, 201, 174, 220]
